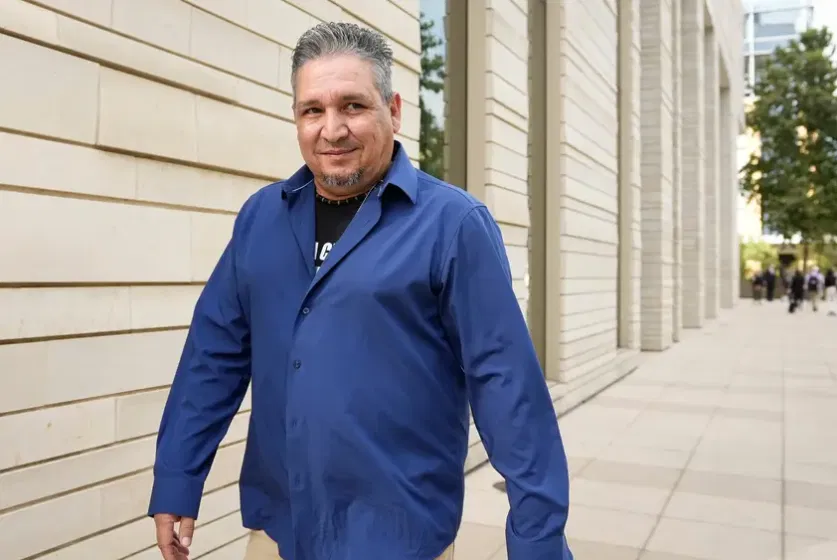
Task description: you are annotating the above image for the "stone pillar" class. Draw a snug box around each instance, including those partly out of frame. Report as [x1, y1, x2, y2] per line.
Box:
[719, 86, 737, 307]
[671, 0, 684, 341]
[704, 27, 721, 319]
[681, 0, 705, 328]
[639, 0, 674, 351]
[618, 0, 642, 351]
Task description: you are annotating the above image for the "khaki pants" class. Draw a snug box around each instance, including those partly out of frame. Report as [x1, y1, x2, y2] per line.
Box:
[243, 530, 455, 560]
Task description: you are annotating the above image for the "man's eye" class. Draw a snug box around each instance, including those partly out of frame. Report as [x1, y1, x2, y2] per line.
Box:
[303, 107, 322, 115]
[346, 103, 363, 111]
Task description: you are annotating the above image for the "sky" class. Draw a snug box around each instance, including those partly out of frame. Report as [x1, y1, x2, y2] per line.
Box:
[812, 0, 837, 62]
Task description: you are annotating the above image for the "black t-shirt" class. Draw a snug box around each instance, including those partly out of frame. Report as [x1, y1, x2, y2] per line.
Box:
[314, 192, 366, 271]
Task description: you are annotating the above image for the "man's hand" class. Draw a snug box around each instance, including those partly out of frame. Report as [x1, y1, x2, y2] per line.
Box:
[154, 513, 195, 560]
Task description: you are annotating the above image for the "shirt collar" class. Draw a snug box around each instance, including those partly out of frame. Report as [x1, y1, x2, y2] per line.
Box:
[281, 141, 417, 204]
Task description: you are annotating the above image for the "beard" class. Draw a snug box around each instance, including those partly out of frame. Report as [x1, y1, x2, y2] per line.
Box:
[320, 168, 365, 189]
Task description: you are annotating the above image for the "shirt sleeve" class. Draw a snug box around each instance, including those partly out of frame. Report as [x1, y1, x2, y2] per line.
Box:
[147, 213, 252, 520]
[438, 206, 573, 559]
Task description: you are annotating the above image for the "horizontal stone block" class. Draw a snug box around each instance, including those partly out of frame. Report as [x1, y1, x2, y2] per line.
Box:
[561, 291, 618, 316]
[29, 0, 112, 26]
[487, 11, 527, 62]
[560, 236, 619, 257]
[39, 484, 240, 560]
[498, 223, 528, 246]
[485, 115, 528, 157]
[0, 34, 98, 143]
[112, 0, 191, 53]
[560, 209, 619, 245]
[0, 442, 245, 559]
[190, 7, 282, 88]
[0, 285, 199, 341]
[486, 169, 528, 195]
[0, 398, 115, 470]
[561, 329, 618, 359]
[486, 103, 526, 138]
[0, 191, 232, 283]
[484, 186, 530, 228]
[199, 537, 249, 560]
[0, 132, 264, 213]
[486, 72, 528, 119]
[0, 407, 248, 512]
[97, 68, 304, 179]
[486, 142, 527, 181]
[561, 252, 619, 279]
[0, 330, 184, 413]
[98, 67, 198, 161]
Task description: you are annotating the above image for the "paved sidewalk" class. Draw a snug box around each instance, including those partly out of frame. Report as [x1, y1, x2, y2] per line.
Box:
[456, 303, 837, 559]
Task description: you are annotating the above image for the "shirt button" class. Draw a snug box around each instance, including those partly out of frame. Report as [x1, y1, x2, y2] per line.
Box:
[302, 307, 310, 315]
[290, 418, 298, 429]
[292, 360, 301, 370]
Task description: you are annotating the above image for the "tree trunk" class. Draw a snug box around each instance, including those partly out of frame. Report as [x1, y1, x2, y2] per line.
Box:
[803, 242, 809, 270]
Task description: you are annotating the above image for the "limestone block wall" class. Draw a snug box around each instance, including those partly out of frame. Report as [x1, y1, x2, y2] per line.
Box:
[639, 0, 674, 351]
[671, 0, 684, 341]
[720, 86, 738, 308]
[555, 0, 622, 381]
[482, 0, 531, 314]
[0, 0, 420, 558]
[704, 28, 721, 320]
[680, 0, 706, 328]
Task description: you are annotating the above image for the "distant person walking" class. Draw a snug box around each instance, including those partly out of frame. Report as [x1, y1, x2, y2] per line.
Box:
[763, 265, 777, 301]
[752, 272, 764, 303]
[824, 268, 836, 316]
[805, 266, 824, 312]
[789, 269, 806, 313]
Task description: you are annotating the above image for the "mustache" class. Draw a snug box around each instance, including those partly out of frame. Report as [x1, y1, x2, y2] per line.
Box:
[318, 143, 358, 151]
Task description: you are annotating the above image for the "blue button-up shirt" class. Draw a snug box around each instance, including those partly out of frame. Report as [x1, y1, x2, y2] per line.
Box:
[148, 143, 573, 559]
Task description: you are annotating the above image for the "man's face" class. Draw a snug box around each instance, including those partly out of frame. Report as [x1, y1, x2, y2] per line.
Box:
[293, 54, 402, 192]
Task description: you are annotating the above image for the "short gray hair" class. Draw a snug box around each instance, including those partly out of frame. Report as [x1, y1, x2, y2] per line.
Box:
[291, 22, 394, 103]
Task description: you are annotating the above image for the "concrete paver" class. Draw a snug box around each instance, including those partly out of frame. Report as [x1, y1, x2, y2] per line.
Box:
[457, 303, 837, 559]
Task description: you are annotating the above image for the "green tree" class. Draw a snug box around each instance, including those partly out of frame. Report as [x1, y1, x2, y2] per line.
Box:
[741, 27, 837, 265]
[419, 13, 446, 180]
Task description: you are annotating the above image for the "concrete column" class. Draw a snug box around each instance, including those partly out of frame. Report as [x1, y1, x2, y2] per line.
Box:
[719, 86, 737, 308]
[681, 0, 705, 328]
[704, 28, 721, 319]
[618, 0, 642, 351]
[671, 0, 684, 341]
[639, 0, 674, 351]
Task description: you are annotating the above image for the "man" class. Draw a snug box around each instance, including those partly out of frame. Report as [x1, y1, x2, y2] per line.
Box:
[148, 22, 573, 560]
[824, 267, 836, 315]
[790, 268, 806, 313]
[805, 265, 823, 312]
[763, 264, 777, 302]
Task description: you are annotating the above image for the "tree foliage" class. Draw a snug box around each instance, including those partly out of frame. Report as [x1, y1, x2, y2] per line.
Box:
[740, 27, 837, 245]
[418, 13, 446, 180]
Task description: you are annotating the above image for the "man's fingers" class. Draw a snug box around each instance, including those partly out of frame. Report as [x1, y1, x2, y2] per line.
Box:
[154, 514, 189, 559]
[158, 543, 187, 560]
[178, 517, 196, 547]
[154, 514, 176, 548]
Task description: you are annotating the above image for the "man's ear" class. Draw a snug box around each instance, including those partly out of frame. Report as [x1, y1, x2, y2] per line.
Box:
[389, 92, 402, 134]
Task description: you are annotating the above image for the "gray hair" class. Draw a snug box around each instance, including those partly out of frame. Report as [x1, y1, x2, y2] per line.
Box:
[291, 22, 394, 103]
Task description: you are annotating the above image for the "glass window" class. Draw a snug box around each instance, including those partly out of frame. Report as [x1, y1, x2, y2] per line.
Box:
[419, 0, 447, 181]
[753, 35, 793, 54]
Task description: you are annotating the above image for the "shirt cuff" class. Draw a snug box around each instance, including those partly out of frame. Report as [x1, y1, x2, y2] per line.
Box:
[507, 527, 573, 560]
[147, 474, 206, 519]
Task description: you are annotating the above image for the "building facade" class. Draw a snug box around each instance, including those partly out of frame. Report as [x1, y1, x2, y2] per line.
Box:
[743, 0, 814, 93]
[0, 0, 743, 557]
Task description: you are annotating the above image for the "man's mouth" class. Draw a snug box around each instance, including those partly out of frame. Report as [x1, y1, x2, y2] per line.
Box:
[321, 148, 356, 156]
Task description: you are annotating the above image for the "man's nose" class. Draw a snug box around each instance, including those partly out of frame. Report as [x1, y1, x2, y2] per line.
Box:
[321, 110, 349, 142]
